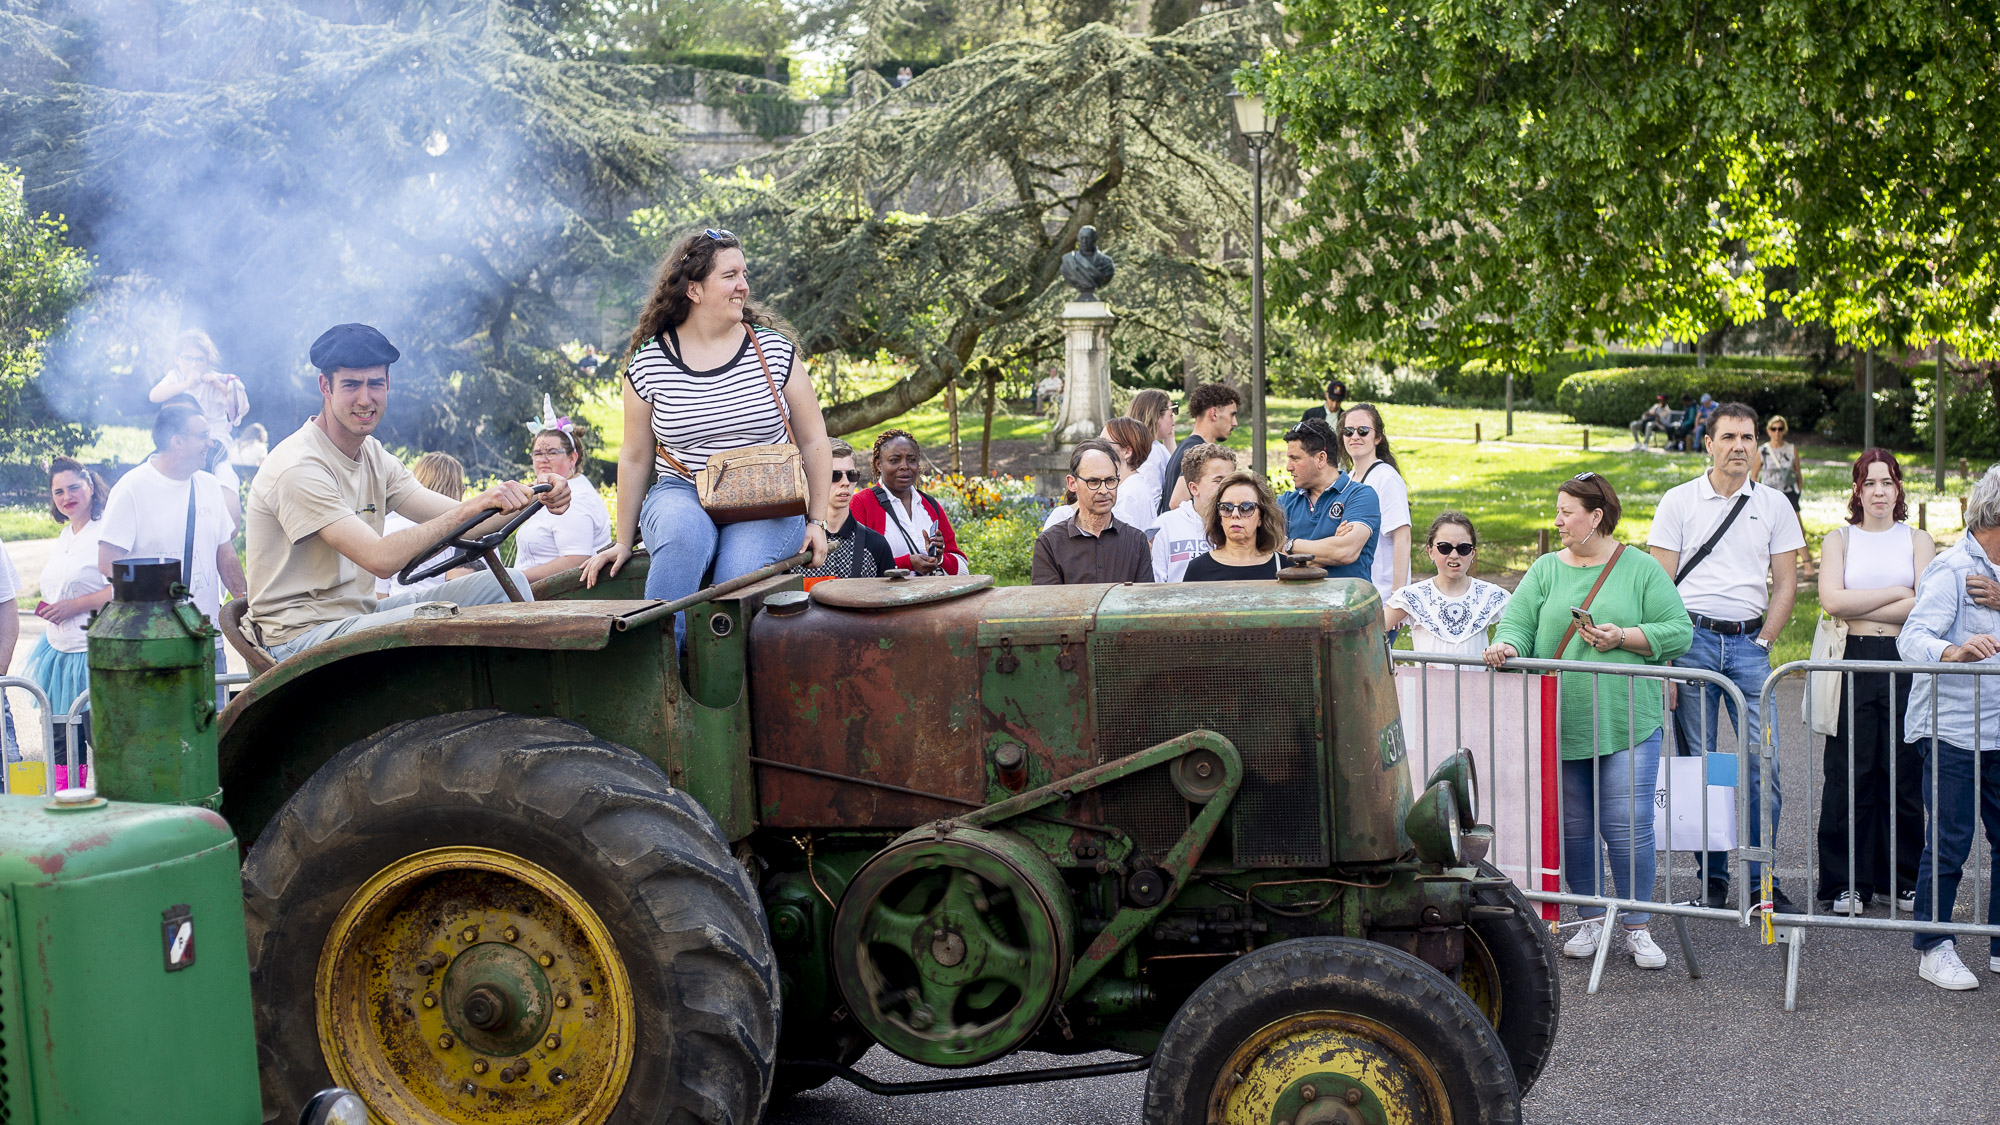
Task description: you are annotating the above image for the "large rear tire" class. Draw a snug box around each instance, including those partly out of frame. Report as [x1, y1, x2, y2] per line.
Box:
[243, 710, 779, 1125]
[1142, 937, 1519, 1125]
[1461, 861, 1560, 1093]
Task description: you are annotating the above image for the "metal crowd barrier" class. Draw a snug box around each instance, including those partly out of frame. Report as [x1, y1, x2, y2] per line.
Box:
[1392, 651, 1760, 996]
[1760, 658, 2000, 1009]
[0, 672, 252, 796]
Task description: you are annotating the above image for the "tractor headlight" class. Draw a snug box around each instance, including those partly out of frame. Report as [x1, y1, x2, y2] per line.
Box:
[1426, 749, 1479, 829]
[299, 1088, 368, 1125]
[1404, 779, 1463, 866]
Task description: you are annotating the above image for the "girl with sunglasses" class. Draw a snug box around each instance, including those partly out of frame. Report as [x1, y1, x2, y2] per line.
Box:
[1383, 512, 1510, 656]
[1184, 471, 1285, 581]
[793, 439, 896, 584]
[1339, 404, 1412, 602]
[1755, 414, 1817, 578]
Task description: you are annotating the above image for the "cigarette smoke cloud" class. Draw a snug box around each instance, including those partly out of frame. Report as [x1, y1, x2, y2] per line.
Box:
[8, 0, 683, 470]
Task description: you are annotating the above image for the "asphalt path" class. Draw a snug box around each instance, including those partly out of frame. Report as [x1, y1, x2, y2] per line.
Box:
[772, 679, 2000, 1124]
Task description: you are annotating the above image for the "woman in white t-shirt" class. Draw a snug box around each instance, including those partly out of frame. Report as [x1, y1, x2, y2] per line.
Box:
[518, 423, 612, 582]
[1103, 417, 1160, 530]
[1340, 404, 1412, 603]
[1384, 512, 1510, 655]
[377, 452, 466, 600]
[1128, 389, 1177, 509]
[26, 459, 113, 784]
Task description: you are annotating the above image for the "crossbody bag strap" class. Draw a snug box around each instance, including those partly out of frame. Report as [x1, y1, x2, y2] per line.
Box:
[873, 485, 926, 557]
[182, 476, 198, 590]
[744, 329, 797, 445]
[1673, 491, 1752, 586]
[1553, 543, 1626, 658]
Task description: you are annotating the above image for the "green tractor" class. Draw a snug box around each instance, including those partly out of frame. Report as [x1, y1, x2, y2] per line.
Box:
[9, 507, 1558, 1125]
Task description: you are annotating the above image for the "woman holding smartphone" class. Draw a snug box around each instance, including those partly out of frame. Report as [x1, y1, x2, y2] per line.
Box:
[1484, 473, 1692, 970]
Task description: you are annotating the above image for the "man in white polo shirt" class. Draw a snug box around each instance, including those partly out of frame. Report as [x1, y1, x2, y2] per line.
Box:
[1649, 401, 1804, 911]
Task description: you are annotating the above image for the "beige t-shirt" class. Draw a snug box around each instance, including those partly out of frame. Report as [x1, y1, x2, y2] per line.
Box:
[245, 420, 422, 645]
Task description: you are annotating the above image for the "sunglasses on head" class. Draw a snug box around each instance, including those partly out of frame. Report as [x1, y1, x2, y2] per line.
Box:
[831, 469, 862, 484]
[1216, 501, 1260, 515]
[705, 228, 734, 241]
[1431, 541, 1476, 556]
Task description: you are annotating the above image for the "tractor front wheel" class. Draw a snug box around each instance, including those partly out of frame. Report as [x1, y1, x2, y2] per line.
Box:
[1460, 862, 1560, 1093]
[1143, 937, 1519, 1125]
[243, 710, 779, 1125]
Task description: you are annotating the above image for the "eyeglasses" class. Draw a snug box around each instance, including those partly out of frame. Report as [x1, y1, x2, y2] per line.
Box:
[1075, 476, 1120, 492]
[1216, 501, 1260, 515]
[1341, 426, 1374, 438]
[1768, 425, 1786, 432]
[1432, 542, 1476, 556]
[530, 448, 569, 458]
[831, 469, 862, 484]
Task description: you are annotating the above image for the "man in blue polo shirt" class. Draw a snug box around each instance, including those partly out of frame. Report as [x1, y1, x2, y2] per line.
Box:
[1278, 418, 1381, 581]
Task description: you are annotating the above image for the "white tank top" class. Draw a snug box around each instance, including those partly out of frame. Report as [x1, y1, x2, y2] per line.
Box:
[1843, 522, 1916, 591]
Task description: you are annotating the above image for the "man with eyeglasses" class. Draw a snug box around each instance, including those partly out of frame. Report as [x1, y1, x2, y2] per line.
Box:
[1032, 439, 1154, 585]
[1277, 419, 1381, 583]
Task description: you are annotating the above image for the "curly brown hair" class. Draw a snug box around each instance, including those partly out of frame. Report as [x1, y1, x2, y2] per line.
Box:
[624, 229, 784, 362]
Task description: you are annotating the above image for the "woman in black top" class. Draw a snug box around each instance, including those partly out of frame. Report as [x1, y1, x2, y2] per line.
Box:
[1184, 470, 1286, 581]
[794, 439, 896, 581]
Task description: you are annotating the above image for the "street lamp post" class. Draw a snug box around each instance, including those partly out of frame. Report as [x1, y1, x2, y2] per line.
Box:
[1231, 90, 1276, 476]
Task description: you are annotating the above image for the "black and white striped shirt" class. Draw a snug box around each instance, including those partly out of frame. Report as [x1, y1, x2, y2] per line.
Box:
[627, 325, 796, 476]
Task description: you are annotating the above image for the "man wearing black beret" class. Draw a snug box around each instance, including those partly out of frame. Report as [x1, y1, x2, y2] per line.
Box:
[244, 323, 573, 659]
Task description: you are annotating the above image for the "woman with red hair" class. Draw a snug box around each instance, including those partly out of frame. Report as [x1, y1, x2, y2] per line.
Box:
[1815, 448, 1935, 916]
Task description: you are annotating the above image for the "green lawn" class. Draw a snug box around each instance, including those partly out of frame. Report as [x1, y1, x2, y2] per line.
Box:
[0, 505, 62, 543]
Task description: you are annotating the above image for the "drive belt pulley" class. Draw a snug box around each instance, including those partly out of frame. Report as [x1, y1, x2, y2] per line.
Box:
[832, 825, 1075, 1068]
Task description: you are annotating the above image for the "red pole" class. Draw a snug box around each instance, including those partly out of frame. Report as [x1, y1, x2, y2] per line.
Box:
[1538, 674, 1562, 923]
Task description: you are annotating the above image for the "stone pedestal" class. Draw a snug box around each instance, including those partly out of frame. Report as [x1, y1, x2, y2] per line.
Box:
[1052, 301, 1116, 445]
[1037, 301, 1117, 497]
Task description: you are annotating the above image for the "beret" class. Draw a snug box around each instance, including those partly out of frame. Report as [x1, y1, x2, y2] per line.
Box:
[310, 323, 401, 371]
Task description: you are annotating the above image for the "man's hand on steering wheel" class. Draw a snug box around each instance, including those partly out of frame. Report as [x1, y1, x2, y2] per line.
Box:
[532, 472, 572, 515]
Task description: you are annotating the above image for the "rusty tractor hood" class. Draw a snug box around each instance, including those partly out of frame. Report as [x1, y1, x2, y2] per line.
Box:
[749, 577, 1409, 865]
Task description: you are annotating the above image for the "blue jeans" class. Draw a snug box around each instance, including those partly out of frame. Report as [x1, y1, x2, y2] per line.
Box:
[1674, 626, 1777, 886]
[1562, 730, 1662, 924]
[640, 475, 804, 642]
[1910, 739, 2000, 954]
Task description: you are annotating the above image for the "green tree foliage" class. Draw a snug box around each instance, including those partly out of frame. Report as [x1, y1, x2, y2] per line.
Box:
[1257, 0, 2000, 367]
[688, 9, 1279, 434]
[0, 169, 93, 463]
[2, 0, 684, 474]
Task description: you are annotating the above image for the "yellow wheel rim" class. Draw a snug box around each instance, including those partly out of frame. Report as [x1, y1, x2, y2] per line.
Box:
[1210, 1012, 1451, 1125]
[317, 847, 635, 1125]
[1457, 930, 1502, 1029]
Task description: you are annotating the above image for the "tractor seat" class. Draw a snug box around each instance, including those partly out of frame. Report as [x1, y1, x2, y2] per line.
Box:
[220, 598, 277, 676]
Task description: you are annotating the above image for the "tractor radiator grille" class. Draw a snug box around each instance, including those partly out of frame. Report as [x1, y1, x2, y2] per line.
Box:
[1091, 629, 1328, 867]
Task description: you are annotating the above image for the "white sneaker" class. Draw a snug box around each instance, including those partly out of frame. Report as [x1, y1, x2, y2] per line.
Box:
[1919, 942, 1979, 990]
[1562, 918, 1605, 959]
[1899, 891, 1918, 913]
[1831, 891, 1864, 915]
[1989, 955, 2000, 974]
[1625, 927, 1667, 970]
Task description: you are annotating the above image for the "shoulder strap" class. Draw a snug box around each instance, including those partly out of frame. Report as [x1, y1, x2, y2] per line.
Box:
[1674, 490, 1752, 585]
[182, 476, 198, 590]
[745, 330, 796, 444]
[1554, 543, 1626, 658]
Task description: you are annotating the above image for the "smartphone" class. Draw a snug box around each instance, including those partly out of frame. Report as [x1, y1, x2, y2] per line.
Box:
[1569, 606, 1595, 628]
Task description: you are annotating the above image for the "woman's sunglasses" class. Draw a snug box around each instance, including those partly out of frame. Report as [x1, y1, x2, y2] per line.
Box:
[1217, 501, 1260, 515]
[831, 469, 862, 484]
[1431, 542, 1476, 556]
[1341, 426, 1374, 438]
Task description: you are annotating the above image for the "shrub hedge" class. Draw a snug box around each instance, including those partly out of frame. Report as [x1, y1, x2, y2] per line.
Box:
[1556, 366, 1830, 430]
[1446, 351, 1817, 408]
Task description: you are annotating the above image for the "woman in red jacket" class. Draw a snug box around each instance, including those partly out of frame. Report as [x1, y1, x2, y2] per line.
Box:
[848, 429, 971, 575]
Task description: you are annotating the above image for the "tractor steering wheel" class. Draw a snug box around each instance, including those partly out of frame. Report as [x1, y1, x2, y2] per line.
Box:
[396, 482, 553, 599]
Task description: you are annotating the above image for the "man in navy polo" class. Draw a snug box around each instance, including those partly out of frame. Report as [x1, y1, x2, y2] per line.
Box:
[1278, 418, 1381, 582]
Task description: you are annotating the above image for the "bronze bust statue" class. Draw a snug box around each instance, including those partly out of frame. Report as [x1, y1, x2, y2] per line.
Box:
[1060, 225, 1115, 300]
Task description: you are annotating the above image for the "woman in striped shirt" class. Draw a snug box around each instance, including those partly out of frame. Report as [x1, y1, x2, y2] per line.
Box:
[583, 229, 832, 614]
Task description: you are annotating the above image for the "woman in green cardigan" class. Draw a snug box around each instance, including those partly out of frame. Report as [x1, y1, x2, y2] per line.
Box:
[1484, 472, 1692, 970]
